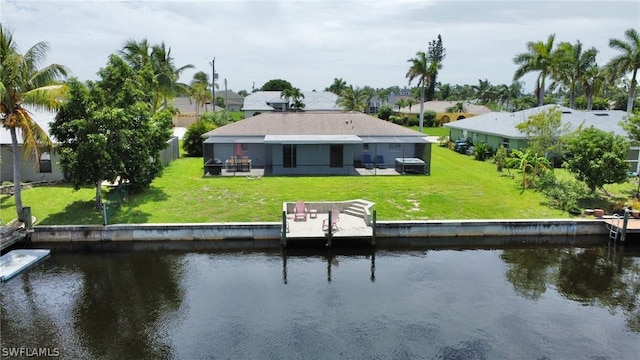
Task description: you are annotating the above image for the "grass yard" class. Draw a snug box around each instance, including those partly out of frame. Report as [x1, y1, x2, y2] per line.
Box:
[4, 144, 610, 226]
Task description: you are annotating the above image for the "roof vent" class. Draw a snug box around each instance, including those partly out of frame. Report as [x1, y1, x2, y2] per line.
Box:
[594, 113, 609, 116]
[562, 111, 572, 114]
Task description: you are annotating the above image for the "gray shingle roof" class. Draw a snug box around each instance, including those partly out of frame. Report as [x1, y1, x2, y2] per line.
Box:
[443, 105, 631, 139]
[203, 112, 425, 137]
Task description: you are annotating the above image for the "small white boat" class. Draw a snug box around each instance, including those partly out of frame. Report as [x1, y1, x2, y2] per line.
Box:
[0, 249, 51, 282]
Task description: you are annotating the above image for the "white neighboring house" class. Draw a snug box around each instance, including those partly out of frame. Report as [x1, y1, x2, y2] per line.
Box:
[1, 107, 65, 183]
[241, 91, 343, 118]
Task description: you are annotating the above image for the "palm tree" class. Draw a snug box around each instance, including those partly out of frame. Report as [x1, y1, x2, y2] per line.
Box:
[606, 28, 640, 112]
[281, 87, 304, 111]
[406, 98, 417, 114]
[406, 51, 434, 132]
[326, 77, 347, 95]
[1, 25, 68, 221]
[119, 39, 193, 112]
[472, 79, 494, 104]
[336, 85, 367, 111]
[552, 40, 598, 109]
[395, 98, 407, 113]
[436, 83, 452, 100]
[361, 86, 376, 113]
[376, 88, 389, 105]
[513, 34, 559, 107]
[582, 64, 607, 110]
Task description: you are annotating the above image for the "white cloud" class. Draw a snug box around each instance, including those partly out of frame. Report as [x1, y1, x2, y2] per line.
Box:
[2, 0, 639, 93]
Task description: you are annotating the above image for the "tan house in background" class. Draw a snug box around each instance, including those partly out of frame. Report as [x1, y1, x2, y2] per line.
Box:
[171, 97, 224, 127]
[397, 101, 493, 124]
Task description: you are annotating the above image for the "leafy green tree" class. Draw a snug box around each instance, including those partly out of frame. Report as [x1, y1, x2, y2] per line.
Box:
[52, 56, 172, 206]
[423, 110, 437, 127]
[513, 34, 560, 107]
[237, 89, 249, 97]
[260, 79, 293, 91]
[606, 28, 640, 112]
[426, 34, 446, 101]
[407, 51, 435, 132]
[200, 111, 230, 127]
[565, 127, 630, 192]
[215, 96, 225, 108]
[336, 85, 367, 111]
[0, 25, 68, 220]
[515, 106, 574, 159]
[377, 105, 393, 120]
[325, 78, 347, 95]
[182, 120, 216, 157]
[620, 110, 640, 142]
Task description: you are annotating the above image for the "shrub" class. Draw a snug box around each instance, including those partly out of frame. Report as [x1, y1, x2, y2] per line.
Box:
[536, 171, 588, 212]
[472, 142, 492, 161]
[407, 116, 419, 127]
[182, 121, 216, 157]
[423, 110, 437, 127]
[378, 105, 393, 121]
[494, 145, 508, 171]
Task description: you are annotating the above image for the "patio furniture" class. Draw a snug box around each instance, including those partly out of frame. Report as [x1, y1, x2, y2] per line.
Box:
[363, 154, 374, 169]
[309, 209, 318, 219]
[225, 156, 237, 171]
[204, 158, 223, 176]
[240, 156, 251, 172]
[376, 155, 386, 168]
[322, 209, 340, 232]
[294, 200, 308, 221]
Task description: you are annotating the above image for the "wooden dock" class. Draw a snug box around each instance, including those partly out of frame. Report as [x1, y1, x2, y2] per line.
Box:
[1, 225, 28, 251]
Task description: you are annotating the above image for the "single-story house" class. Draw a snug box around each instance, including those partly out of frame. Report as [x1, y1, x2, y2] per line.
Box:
[397, 101, 493, 124]
[443, 104, 640, 171]
[214, 90, 244, 112]
[171, 97, 224, 127]
[202, 112, 431, 175]
[241, 91, 343, 118]
[1, 108, 65, 183]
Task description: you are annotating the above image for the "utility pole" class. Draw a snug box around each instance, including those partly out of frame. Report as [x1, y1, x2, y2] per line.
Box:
[210, 57, 216, 111]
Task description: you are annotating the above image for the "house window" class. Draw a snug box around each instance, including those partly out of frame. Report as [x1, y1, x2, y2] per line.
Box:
[39, 152, 52, 173]
[241, 143, 249, 151]
[502, 138, 510, 149]
[389, 143, 401, 151]
[363, 144, 369, 151]
[283, 144, 297, 168]
[330, 145, 343, 168]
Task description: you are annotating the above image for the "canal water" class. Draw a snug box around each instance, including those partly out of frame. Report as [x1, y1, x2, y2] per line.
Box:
[1, 244, 639, 359]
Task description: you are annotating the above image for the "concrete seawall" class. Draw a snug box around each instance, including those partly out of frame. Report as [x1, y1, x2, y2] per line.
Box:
[30, 219, 610, 248]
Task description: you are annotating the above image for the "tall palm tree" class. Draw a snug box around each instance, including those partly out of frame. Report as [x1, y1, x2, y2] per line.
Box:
[361, 86, 376, 113]
[406, 51, 434, 132]
[395, 98, 407, 113]
[0, 25, 68, 221]
[336, 85, 367, 111]
[513, 34, 559, 107]
[552, 40, 598, 109]
[606, 28, 640, 112]
[326, 77, 347, 95]
[436, 83, 452, 100]
[281, 87, 304, 111]
[119, 39, 193, 112]
[376, 88, 389, 105]
[406, 98, 417, 114]
[472, 78, 494, 104]
[582, 64, 607, 110]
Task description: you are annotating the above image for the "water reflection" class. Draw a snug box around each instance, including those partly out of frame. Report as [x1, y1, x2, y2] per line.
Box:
[280, 248, 376, 284]
[501, 244, 640, 332]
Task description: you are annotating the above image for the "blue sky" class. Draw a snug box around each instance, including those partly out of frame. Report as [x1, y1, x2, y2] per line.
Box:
[2, 0, 639, 94]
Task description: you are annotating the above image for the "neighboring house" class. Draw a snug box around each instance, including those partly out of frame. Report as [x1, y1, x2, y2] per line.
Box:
[214, 90, 244, 112]
[202, 112, 431, 175]
[397, 101, 493, 124]
[241, 91, 343, 118]
[443, 104, 640, 171]
[171, 97, 224, 127]
[0, 108, 65, 183]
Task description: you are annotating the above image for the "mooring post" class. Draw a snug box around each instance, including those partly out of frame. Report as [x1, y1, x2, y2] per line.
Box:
[281, 210, 287, 247]
[371, 210, 377, 246]
[621, 209, 629, 242]
[326, 210, 333, 247]
[22, 207, 32, 230]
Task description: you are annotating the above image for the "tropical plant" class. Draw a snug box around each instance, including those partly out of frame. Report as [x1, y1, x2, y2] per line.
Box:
[336, 85, 367, 111]
[581, 64, 607, 110]
[505, 149, 552, 189]
[423, 110, 437, 127]
[494, 145, 508, 172]
[406, 98, 417, 113]
[119, 38, 194, 112]
[407, 50, 435, 132]
[606, 28, 640, 112]
[472, 142, 492, 161]
[325, 77, 347, 95]
[472, 78, 494, 104]
[551, 40, 598, 109]
[395, 98, 407, 112]
[183, 120, 216, 157]
[0, 25, 68, 220]
[376, 88, 389, 105]
[513, 34, 560, 107]
[565, 127, 630, 192]
[361, 86, 376, 113]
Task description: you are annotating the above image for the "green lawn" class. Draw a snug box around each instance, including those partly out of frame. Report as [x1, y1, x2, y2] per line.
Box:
[2, 127, 635, 225]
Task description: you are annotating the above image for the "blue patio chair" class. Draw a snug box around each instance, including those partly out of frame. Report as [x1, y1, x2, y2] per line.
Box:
[363, 154, 374, 169]
[376, 155, 386, 168]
